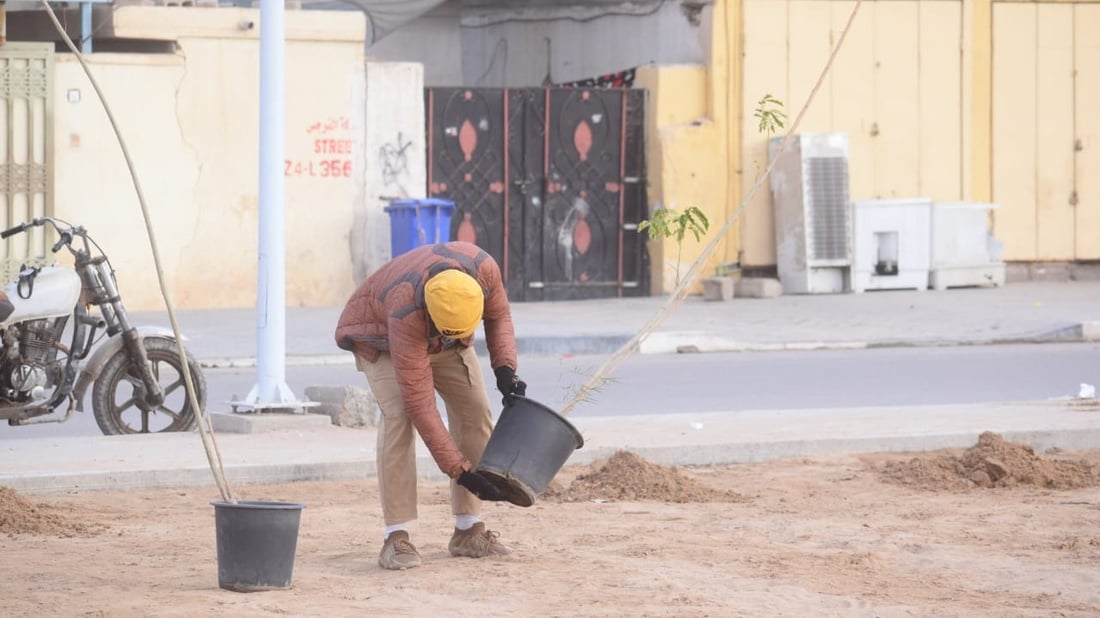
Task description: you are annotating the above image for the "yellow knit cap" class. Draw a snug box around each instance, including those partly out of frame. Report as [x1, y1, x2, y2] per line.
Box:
[424, 270, 483, 339]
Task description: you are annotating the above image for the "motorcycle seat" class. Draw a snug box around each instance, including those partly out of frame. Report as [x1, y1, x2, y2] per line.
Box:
[0, 291, 12, 323]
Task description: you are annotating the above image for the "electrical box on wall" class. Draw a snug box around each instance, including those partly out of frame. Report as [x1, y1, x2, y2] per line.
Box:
[768, 133, 852, 295]
[851, 198, 932, 293]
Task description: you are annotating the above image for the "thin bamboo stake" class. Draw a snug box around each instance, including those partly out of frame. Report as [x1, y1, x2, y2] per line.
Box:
[40, 2, 235, 502]
[561, 0, 866, 416]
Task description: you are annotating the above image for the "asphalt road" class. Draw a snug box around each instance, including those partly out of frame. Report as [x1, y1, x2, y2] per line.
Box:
[1, 342, 1097, 439]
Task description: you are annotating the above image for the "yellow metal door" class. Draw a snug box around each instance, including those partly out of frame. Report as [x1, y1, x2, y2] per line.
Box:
[829, 0, 875, 202]
[741, 0, 963, 268]
[741, 0, 789, 267]
[0, 42, 52, 279]
[917, 1, 963, 201]
[872, 1, 922, 199]
[993, 2, 1085, 261]
[1036, 4, 1075, 260]
[992, 3, 1038, 260]
[1077, 5, 1100, 259]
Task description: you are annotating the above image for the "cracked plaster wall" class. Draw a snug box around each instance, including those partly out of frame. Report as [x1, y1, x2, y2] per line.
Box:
[50, 8, 382, 310]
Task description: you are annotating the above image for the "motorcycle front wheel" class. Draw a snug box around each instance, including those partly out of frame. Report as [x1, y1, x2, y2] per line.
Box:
[92, 337, 206, 435]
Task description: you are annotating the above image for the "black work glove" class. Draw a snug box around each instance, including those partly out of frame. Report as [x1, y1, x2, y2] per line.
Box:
[494, 366, 527, 407]
[457, 471, 507, 502]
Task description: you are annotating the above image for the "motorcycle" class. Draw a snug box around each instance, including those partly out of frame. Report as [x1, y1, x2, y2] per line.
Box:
[0, 216, 206, 435]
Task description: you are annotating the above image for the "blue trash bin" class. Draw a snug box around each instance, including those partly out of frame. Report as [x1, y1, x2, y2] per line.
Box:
[383, 198, 455, 258]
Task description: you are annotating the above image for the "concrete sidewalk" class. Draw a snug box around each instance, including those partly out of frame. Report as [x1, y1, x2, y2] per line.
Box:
[2, 279, 1098, 496]
[3, 400, 1097, 496]
[130, 280, 1100, 367]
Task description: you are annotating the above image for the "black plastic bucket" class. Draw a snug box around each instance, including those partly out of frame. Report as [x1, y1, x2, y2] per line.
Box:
[211, 500, 305, 592]
[476, 395, 584, 507]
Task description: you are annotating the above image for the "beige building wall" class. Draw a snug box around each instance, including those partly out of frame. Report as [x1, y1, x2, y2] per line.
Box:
[631, 0, 739, 296]
[634, 65, 726, 293]
[50, 7, 383, 311]
[726, 0, 1099, 271]
[350, 61, 427, 283]
[739, 0, 964, 268]
[30, 1, 1100, 309]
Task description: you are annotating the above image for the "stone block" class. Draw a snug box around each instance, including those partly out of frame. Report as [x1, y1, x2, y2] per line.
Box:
[1006, 261, 1100, 283]
[208, 411, 332, 434]
[1028, 262, 1072, 282]
[702, 276, 734, 301]
[304, 385, 378, 428]
[1070, 263, 1100, 281]
[1005, 263, 1031, 283]
[735, 277, 782, 299]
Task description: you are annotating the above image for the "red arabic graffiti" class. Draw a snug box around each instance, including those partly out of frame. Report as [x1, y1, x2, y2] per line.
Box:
[285, 159, 352, 178]
[305, 116, 350, 134]
[314, 138, 352, 154]
[288, 117, 352, 179]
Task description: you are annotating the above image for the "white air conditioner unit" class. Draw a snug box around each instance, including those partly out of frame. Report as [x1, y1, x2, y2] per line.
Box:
[851, 198, 933, 293]
[768, 133, 852, 294]
[929, 202, 1006, 289]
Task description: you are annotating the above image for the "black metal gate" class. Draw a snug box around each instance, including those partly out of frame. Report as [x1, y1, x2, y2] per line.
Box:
[426, 87, 648, 301]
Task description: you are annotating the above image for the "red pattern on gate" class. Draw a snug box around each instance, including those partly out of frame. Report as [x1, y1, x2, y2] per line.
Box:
[573, 121, 593, 162]
[574, 214, 591, 255]
[459, 120, 477, 162]
[457, 212, 476, 243]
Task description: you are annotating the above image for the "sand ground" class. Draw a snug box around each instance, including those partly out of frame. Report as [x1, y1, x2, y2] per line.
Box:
[2, 434, 1099, 617]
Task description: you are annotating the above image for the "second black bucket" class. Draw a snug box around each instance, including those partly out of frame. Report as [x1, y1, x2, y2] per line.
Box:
[476, 395, 584, 507]
[211, 500, 305, 592]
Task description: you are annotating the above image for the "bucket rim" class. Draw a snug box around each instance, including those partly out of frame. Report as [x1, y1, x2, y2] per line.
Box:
[210, 500, 306, 510]
[384, 199, 456, 212]
[505, 395, 584, 449]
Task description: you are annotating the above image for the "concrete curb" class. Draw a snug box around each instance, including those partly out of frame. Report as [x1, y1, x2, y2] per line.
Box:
[638, 332, 868, 354]
[7, 428, 1098, 496]
[195, 321, 1095, 369]
[0, 461, 381, 495]
[866, 327, 1092, 350]
[201, 355, 354, 369]
[1045, 321, 1100, 343]
[474, 335, 634, 357]
[1084, 321, 1100, 341]
[615, 429, 1100, 466]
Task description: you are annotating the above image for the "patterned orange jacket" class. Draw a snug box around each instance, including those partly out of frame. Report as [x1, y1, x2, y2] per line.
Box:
[334, 242, 517, 478]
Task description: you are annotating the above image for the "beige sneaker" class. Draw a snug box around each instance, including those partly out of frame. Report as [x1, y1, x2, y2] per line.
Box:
[448, 522, 512, 558]
[378, 530, 422, 570]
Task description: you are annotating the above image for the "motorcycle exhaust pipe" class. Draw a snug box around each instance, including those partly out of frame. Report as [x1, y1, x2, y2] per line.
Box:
[9, 403, 75, 426]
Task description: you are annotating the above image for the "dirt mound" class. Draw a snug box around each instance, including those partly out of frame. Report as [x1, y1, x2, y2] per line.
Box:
[878, 432, 1100, 491]
[543, 450, 746, 503]
[0, 487, 103, 537]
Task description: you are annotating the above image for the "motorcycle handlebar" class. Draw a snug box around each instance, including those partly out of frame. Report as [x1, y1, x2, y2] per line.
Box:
[0, 218, 69, 246]
[0, 218, 92, 257]
[50, 230, 73, 254]
[0, 217, 55, 239]
[0, 221, 30, 239]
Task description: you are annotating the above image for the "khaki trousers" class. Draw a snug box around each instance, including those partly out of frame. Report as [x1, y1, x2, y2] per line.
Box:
[358, 345, 493, 526]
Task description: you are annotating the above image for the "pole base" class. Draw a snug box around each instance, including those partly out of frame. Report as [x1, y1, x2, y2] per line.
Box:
[229, 382, 321, 414]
